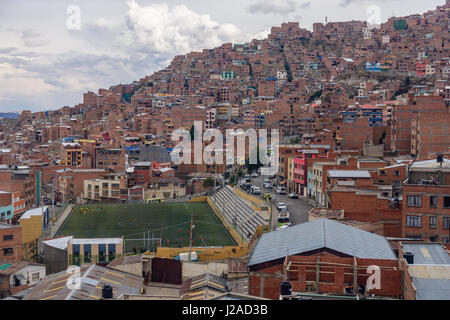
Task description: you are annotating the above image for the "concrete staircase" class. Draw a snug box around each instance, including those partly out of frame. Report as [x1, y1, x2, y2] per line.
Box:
[211, 186, 267, 239]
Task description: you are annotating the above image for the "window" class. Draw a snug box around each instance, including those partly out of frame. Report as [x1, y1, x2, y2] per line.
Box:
[429, 236, 438, 242]
[429, 216, 437, 228]
[394, 170, 400, 176]
[3, 234, 13, 241]
[99, 244, 107, 263]
[430, 196, 437, 208]
[444, 197, 450, 209]
[108, 244, 116, 262]
[407, 195, 422, 207]
[406, 215, 422, 227]
[31, 272, 40, 281]
[84, 244, 91, 263]
[444, 217, 450, 230]
[380, 170, 386, 175]
[2, 248, 13, 256]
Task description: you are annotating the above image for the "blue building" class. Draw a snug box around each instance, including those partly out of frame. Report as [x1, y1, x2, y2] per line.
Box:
[0, 204, 13, 223]
[366, 62, 381, 72]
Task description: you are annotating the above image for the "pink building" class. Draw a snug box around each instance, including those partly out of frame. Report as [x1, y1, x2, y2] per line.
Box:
[294, 151, 319, 196]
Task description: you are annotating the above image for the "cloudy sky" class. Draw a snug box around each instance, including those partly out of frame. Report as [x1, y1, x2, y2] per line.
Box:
[0, 0, 444, 112]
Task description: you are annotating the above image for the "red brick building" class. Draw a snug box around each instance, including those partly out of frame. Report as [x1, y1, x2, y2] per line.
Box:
[402, 159, 450, 243]
[0, 223, 22, 261]
[248, 219, 399, 299]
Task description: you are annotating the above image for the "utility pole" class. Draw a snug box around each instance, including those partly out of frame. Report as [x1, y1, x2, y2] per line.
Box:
[270, 198, 274, 231]
[213, 164, 217, 195]
[51, 184, 55, 222]
[188, 215, 193, 261]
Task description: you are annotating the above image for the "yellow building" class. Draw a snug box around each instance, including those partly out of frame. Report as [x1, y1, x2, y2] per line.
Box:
[60, 142, 82, 166]
[19, 207, 49, 243]
[84, 175, 125, 201]
[67, 238, 124, 266]
[19, 206, 49, 261]
[145, 177, 186, 200]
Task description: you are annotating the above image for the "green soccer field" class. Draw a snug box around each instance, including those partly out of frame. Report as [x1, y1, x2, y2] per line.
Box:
[56, 202, 236, 252]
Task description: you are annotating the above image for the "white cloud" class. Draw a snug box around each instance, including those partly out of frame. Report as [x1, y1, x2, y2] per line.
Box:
[20, 30, 49, 48]
[248, 0, 299, 15]
[0, 62, 57, 100]
[300, 1, 312, 9]
[124, 1, 242, 55]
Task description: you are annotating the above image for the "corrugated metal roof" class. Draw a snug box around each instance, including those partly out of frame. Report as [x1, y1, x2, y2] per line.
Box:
[20, 206, 48, 220]
[408, 265, 450, 280]
[248, 219, 396, 267]
[107, 254, 143, 268]
[22, 265, 143, 300]
[180, 273, 228, 295]
[0, 259, 38, 276]
[402, 244, 450, 265]
[413, 278, 450, 300]
[0, 223, 20, 229]
[43, 236, 72, 250]
[328, 170, 371, 178]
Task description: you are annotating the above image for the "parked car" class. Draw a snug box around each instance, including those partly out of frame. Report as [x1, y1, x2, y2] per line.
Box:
[277, 203, 287, 211]
[264, 183, 273, 189]
[276, 186, 287, 194]
[252, 186, 261, 195]
[288, 193, 299, 199]
[278, 211, 290, 223]
[244, 175, 251, 182]
[251, 172, 259, 178]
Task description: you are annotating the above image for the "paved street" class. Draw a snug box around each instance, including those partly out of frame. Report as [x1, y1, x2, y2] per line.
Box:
[243, 174, 313, 227]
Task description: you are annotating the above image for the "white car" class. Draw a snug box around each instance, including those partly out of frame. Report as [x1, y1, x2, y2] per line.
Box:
[251, 172, 259, 178]
[277, 203, 287, 211]
[252, 187, 261, 195]
[264, 183, 273, 189]
[276, 186, 287, 194]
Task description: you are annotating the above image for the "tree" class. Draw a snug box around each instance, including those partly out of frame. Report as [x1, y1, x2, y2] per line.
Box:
[203, 178, 215, 188]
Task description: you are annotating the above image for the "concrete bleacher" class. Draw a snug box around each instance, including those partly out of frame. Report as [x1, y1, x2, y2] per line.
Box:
[211, 186, 267, 239]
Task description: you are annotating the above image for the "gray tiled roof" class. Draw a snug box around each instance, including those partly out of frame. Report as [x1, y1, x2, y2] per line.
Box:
[248, 219, 396, 267]
[413, 278, 450, 300]
[402, 243, 450, 265]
